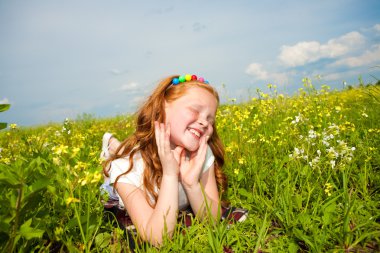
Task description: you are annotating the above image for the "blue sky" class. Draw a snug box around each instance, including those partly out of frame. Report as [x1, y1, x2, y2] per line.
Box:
[1, 0, 380, 126]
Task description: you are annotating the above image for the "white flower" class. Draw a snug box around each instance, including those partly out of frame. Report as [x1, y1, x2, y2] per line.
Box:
[308, 130, 317, 139]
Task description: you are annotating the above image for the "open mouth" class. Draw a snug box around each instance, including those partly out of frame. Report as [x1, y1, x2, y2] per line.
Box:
[188, 128, 201, 139]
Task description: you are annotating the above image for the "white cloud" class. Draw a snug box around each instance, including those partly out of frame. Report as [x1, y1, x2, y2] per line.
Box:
[374, 24, 380, 33]
[245, 63, 289, 85]
[131, 96, 145, 106]
[331, 44, 380, 67]
[110, 69, 128, 75]
[120, 82, 140, 92]
[279, 31, 365, 67]
[245, 63, 269, 80]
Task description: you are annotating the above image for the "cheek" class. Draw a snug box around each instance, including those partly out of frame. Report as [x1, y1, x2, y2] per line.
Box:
[206, 125, 214, 136]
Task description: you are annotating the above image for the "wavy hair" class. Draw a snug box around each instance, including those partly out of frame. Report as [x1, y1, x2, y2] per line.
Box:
[103, 75, 227, 207]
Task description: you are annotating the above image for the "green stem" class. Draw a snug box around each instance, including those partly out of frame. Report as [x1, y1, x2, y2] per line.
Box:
[86, 191, 90, 249]
[73, 202, 87, 252]
[6, 186, 23, 253]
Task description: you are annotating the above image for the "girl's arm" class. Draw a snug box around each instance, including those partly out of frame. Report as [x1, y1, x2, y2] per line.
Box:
[183, 162, 220, 219]
[179, 135, 220, 219]
[116, 175, 178, 246]
[115, 122, 182, 246]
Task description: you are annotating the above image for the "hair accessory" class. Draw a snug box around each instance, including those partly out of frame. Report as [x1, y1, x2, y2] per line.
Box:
[172, 74, 209, 85]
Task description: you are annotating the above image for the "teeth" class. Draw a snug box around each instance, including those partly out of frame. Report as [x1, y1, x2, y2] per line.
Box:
[189, 128, 201, 137]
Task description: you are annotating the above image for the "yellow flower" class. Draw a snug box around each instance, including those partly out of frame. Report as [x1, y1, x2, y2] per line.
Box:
[74, 161, 87, 170]
[52, 144, 68, 155]
[91, 172, 102, 183]
[80, 179, 87, 186]
[10, 123, 18, 129]
[238, 157, 246, 165]
[324, 183, 333, 196]
[65, 197, 80, 205]
[0, 157, 11, 164]
[52, 157, 61, 165]
[234, 168, 240, 175]
[71, 147, 81, 157]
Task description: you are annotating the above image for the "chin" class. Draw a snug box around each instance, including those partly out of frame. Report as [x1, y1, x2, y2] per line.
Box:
[184, 143, 200, 152]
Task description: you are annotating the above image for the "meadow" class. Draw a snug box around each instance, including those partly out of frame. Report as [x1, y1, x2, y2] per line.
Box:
[0, 79, 379, 252]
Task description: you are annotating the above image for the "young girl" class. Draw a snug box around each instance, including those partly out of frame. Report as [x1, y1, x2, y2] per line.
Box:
[101, 74, 241, 246]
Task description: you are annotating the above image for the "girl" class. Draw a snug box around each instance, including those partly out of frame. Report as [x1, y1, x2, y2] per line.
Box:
[101, 74, 230, 246]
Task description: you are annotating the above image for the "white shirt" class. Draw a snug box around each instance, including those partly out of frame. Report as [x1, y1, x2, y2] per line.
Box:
[104, 145, 215, 211]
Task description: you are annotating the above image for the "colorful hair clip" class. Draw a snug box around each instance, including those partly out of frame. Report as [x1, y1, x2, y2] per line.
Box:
[172, 74, 209, 85]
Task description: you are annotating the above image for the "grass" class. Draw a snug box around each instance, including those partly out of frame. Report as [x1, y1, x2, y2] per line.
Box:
[0, 80, 379, 252]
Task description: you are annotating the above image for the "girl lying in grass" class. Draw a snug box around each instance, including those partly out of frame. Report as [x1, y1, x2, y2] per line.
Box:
[101, 74, 247, 246]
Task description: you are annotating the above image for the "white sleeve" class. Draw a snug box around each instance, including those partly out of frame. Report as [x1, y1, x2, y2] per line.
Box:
[201, 145, 215, 173]
[109, 157, 144, 188]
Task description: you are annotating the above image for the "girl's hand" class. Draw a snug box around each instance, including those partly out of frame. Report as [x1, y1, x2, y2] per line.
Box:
[179, 135, 209, 189]
[155, 121, 183, 177]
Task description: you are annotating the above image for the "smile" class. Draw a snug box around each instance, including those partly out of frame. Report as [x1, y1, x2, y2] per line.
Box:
[188, 128, 201, 138]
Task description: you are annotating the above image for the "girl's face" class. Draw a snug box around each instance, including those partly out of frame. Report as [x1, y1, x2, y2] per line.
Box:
[165, 86, 218, 152]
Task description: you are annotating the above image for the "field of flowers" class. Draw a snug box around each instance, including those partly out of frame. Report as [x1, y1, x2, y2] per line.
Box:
[0, 80, 379, 252]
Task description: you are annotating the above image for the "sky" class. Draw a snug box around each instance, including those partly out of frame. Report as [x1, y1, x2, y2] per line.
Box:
[1, 0, 380, 126]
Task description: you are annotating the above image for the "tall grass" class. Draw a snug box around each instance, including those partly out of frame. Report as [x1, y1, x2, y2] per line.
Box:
[0, 81, 379, 252]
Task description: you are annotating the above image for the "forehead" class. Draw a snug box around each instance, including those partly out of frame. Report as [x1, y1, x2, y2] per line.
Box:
[176, 86, 217, 106]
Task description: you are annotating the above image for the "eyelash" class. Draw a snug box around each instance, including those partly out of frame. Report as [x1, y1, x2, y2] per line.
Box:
[190, 108, 214, 125]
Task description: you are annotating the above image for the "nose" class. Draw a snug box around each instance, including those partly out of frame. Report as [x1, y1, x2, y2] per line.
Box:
[198, 118, 209, 127]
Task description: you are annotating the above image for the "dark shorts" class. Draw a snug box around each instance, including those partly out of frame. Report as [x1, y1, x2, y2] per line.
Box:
[103, 199, 248, 249]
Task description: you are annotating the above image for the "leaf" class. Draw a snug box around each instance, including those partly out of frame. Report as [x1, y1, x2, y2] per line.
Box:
[0, 104, 10, 112]
[0, 219, 11, 233]
[288, 242, 299, 253]
[95, 232, 112, 249]
[0, 122, 7, 130]
[293, 228, 313, 250]
[238, 187, 253, 200]
[24, 177, 50, 201]
[19, 218, 45, 240]
[322, 212, 333, 226]
[0, 171, 22, 187]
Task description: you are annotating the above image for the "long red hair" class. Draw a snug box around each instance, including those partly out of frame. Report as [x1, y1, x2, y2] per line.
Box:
[103, 75, 227, 207]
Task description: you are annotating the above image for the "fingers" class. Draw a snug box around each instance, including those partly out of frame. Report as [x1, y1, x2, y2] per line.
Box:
[197, 135, 209, 158]
[154, 121, 160, 147]
[164, 123, 171, 153]
[155, 121, 173, 157]
[154, 121, 167, 156]
[173, 146, 184, 163]
[180, 148, 187, 165]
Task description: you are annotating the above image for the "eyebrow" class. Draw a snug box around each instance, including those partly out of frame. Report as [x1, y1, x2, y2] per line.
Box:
[189, 104, 215, 122]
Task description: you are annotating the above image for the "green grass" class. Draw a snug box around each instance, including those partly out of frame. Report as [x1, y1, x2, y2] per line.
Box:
[0, 82, 379, 252]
